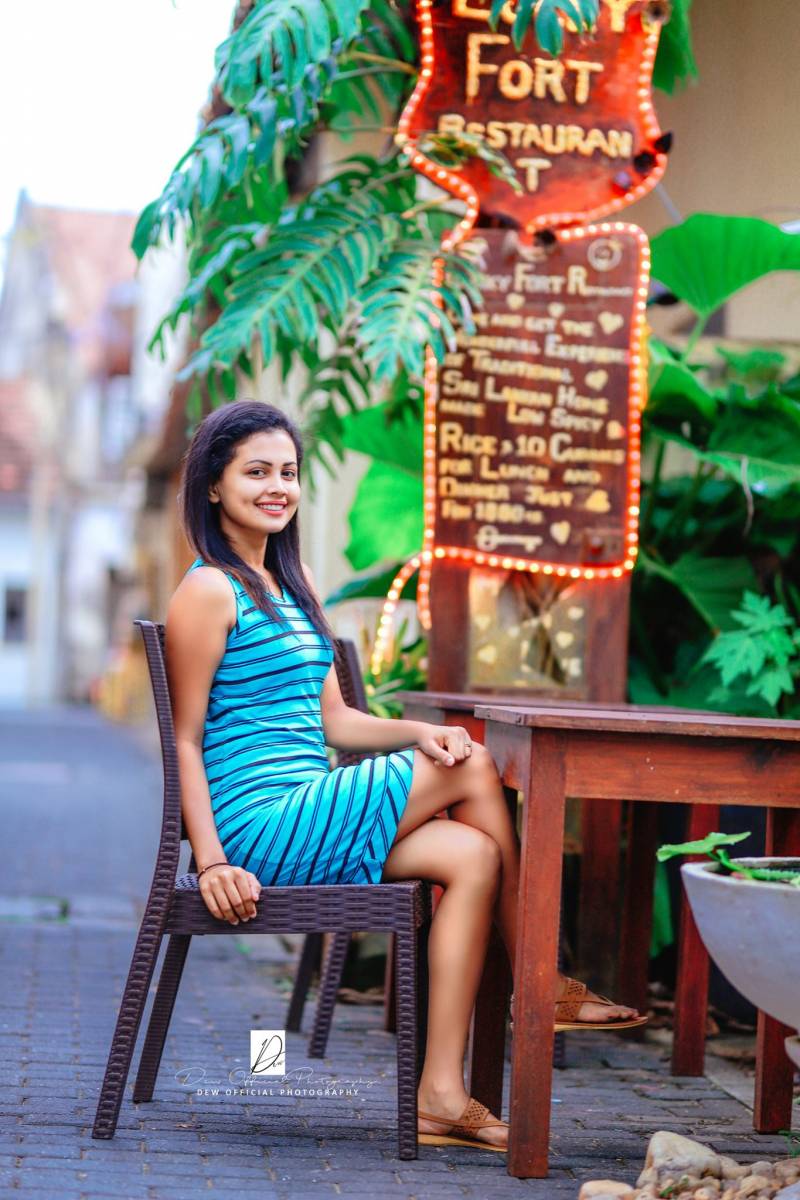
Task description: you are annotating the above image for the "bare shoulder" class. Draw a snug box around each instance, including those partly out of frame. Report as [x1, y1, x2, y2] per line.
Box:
[300, 560, 315, 585]
[168, 565, 236, 632]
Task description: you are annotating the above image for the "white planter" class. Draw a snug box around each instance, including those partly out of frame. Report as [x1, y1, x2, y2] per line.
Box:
[681, 858, 800, 1070]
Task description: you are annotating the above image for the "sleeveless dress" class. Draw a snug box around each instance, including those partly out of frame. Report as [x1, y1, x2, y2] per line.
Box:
[190, 559, 415, 887]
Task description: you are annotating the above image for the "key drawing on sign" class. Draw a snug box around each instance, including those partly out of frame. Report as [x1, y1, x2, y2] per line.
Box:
[476, 525, 544, 553]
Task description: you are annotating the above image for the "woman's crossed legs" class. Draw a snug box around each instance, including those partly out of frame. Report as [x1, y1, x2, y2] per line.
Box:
[380, 742, 640, 1149]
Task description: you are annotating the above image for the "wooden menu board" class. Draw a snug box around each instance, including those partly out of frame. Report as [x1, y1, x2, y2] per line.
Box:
[429, 223, 649, 575]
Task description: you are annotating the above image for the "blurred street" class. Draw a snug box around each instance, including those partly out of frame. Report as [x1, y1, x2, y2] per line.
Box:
[0, 708, 790, 1199]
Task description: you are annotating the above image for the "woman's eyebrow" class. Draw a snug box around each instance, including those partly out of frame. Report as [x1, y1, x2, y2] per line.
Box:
[244, 458, 297, 466]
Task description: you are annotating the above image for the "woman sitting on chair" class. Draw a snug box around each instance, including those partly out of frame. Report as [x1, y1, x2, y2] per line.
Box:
[166, 400, 645, 1155]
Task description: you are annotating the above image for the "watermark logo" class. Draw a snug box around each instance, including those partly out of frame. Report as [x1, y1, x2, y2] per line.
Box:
[249, 1030, 286, 1076]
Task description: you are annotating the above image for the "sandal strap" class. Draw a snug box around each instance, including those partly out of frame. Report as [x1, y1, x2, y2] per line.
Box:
[555, 976, 588, 1023]
[418, 1097, 507, 1136]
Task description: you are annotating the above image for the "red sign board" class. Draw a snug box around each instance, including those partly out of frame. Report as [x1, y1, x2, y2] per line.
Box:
[398, 0, 667, 230]
[423, 224, 650, 577]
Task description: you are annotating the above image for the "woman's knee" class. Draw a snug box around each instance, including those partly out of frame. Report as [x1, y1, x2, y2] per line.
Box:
[458, 826, 502, 887]
[467, 739, 498, 778]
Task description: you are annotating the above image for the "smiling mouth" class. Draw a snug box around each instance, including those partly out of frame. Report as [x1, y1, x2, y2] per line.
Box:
[257, 503, 288, 514]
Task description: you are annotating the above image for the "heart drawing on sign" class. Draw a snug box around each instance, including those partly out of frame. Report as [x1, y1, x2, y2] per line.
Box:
[598, 311, 624, 335]
[584, 489, 611, 514]
[606, 419, 625, 439]
[476, 643, 498, 665]
[548, 302, 565, 318]
[473, 613, 491, 631]
[506, 293, 524, 311]
[586, 370, 608, 392]
[550, 521, 571, 545]
[555, 631, 575, 649]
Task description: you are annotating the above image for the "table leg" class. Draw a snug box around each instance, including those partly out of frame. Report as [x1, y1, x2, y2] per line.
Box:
[618, 802, 658, 1019]
[467, 776, 515, 1113]
[579, 800, 623, 995]
[754, 809, 800, 1132]
[467, 925, 511, 1113]
[505, 729, 566, 1179]
[672, 805, 720, 1076]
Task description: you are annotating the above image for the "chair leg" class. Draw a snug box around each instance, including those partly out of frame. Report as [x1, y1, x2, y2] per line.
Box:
[383, 933, 397, 1033]
[92, 911, 167, 1138]
[309, 931, 351, 1058]
[132, 934, 191, 1103]
[286, 932, 323, 1033]
[395, 915, 424, 1160]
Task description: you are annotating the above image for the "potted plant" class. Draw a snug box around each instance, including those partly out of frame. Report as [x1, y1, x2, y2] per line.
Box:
[659, 832, 800, 1069]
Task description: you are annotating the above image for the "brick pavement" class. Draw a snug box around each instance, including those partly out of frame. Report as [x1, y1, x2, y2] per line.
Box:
[0, 708, 792, 1199]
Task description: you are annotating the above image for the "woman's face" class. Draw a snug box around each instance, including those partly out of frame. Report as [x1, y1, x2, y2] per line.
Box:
[209, 429, 301, 540]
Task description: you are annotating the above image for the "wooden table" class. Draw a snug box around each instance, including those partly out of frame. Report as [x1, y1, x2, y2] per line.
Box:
[397, 691, 627, 993]
[396, 690, 736, 1105]
[475, 703, 800, 1178]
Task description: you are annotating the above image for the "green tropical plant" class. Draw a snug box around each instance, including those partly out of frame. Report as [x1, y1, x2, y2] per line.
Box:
[657, 831, 800, 886]
[630, 213, 800, 718]
[363, 617, 428, 716]
[136, 0, 697, 496]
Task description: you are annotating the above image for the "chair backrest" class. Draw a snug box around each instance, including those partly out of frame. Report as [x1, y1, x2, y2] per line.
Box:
[135, 620, 371, 840]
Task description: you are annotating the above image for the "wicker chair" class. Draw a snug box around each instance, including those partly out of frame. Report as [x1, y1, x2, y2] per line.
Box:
[92, 621, 432, 1159]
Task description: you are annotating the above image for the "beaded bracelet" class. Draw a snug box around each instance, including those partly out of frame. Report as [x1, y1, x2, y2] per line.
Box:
[197, 862, 228, 881]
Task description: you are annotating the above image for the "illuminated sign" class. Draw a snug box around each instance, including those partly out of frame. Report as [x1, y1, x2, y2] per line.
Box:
[398, 0, 668, 230]
[423, 224, 650, 577]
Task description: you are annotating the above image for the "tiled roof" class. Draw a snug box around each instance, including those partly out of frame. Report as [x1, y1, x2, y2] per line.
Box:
[31, 204, 138, 371]
[0, 377, 36, 496]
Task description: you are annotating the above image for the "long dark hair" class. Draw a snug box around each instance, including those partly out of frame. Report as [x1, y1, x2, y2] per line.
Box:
[180, 400, 334, 642]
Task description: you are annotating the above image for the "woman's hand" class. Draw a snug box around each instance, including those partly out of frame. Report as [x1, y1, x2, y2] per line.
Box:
[416, 724, 472, 767]
[197, 863, 262, 925]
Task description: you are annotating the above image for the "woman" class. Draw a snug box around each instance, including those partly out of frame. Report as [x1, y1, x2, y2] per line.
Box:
[166, 400, 644, 1155]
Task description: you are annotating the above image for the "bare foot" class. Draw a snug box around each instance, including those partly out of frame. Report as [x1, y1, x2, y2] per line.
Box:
[417, 1087, 508, 1150]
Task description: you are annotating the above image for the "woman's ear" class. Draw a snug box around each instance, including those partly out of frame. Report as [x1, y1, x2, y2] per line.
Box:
[208, 486, 220, 504]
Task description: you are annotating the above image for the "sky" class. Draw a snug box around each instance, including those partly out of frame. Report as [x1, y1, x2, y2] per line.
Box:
[0, 0, 235, 264]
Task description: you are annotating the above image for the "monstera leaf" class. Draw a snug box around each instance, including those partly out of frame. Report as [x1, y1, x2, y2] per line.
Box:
[651, 214, 800, 319]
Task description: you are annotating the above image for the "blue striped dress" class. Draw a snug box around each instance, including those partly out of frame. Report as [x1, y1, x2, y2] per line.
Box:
[191, 559, 415, 887]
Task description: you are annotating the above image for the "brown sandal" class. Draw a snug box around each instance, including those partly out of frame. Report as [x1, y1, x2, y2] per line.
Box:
[417, 1096, 508, 1152]
[555, 976, 649, 1032]
[508, 980, 649, 1033]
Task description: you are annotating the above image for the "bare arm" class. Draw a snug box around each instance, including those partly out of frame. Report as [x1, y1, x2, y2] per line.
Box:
[302, 564, 471, 768]
[165, 567, 261, 922]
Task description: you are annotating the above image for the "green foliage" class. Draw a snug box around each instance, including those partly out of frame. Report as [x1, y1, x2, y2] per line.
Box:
[657, 832, 800, 886]
[652, 0, 697, 93]
[701, 592, 800, 708]
[651, 214, 800, 322]
[363, 617, 428, 717]
[633, 212, 800, 719]
[340, 399, 424, 570]
[489, 0, 599, 55]
[214, 0, 370, 106]
[324, 561, 418, 607]
[488, 0, 695, 91]
[657, 831, 750, 862]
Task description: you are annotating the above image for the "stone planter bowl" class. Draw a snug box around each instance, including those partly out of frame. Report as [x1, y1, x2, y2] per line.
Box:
[681, 858, 800, 1071]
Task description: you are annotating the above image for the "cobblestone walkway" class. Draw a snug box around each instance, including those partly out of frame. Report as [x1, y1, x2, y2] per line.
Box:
[0, 709, 790, 1199]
